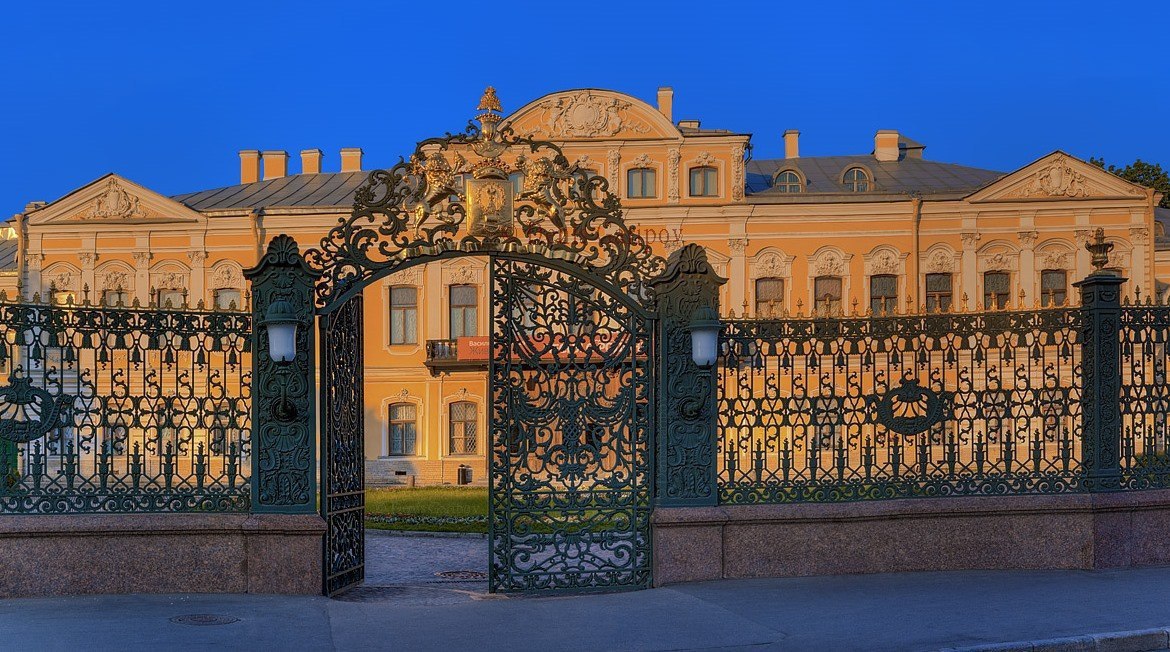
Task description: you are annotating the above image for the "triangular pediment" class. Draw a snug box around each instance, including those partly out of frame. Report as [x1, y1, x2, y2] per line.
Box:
[26, 173, 207, 225]
[504, 89, 681, 141]
[967, 151, 1148, 203]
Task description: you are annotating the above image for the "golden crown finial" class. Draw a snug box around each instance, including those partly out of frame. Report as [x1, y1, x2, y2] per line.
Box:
[478, 86, 502, 113]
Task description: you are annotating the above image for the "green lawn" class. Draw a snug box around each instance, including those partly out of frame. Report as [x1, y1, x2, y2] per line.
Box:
[364, 486, 488, 533]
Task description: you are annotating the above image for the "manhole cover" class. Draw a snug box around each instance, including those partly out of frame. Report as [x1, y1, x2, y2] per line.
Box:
[435, 570, 488, 581]
[169, 614, 240, 626]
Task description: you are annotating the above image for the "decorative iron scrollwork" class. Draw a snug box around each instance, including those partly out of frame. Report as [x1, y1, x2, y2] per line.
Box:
[0, 376, 64, 443]
[875, 376, 950, 436]
[304, 87, 666, 311]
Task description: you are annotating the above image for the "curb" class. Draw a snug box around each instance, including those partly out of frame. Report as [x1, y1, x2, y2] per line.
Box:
[941, 627, 1170, 652]
[364, 528, 487, 540]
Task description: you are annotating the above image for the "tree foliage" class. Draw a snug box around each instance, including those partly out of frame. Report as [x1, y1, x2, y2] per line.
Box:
[1090, 157, 1170, 208]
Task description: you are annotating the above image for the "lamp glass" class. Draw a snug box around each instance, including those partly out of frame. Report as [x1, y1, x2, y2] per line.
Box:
[691, 325, 720, 367]
[268, 322, 297, 363]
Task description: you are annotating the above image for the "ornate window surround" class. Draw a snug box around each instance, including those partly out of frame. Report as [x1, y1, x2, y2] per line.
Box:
[686, 152, 724, 199]
[442, 389, 484, 459]
[442, 260, 486, 339]
[621, 154, 661, 200]
[749, 247, 796, 316]
[382, 266, 423, 355]
[380, 391, 424, 458]
[863, 246, 908, 312]
[806, 246, 852, 312]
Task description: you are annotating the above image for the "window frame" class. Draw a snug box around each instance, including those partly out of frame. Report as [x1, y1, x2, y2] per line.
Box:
[773, 169, 803, 193]
[983, 271, 1012, 310]
[448, 284, 478, 339]
[869, 274, 899, 315]
[843, 167, 870, 192]
[1040, 269, 1068, 307]
[213, 288, 243, 311]
[387, 402, 418, 456]
[924, 273, 953, 313]
[754, 277, 785, 318]
[626, 167, 657, 199]
[102, 289, 131, 307]
[448, 401, 478, 456]
[389, 285, 419, 345]
[813, 275, 844, 316]
[156, 288, 185, 309]
[688, 166, 719, 197]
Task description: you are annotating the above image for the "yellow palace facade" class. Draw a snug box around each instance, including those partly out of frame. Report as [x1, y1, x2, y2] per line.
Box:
[5, 87, 1166, 485]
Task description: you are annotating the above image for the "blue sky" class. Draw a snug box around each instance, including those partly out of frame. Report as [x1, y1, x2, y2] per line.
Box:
[2, 1, 1168, 216]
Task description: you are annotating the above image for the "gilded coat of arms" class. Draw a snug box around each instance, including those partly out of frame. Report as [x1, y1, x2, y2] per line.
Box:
[466, 174, 513, 237]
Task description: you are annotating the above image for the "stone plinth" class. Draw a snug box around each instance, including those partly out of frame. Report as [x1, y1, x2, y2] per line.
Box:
[0, 513, 325, 598]
[652, 490, 1170, 586]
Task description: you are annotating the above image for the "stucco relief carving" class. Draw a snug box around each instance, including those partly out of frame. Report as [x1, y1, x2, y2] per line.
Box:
[100, 270, 130, 291]
[524, 92, 652, 138]
[152, 271, 187, 290]
[1017, 231, 1039, 248]
[810, 249, 848, 277]
[924, 249, 957, 274]
[78, 178, 149, 220]
[751, 251, 794, 279]
[731, 144, 745, 201]
[728, 238, 749, 255]
[132, 251, 152, 267]
[867, 250, 902, 276]
[445, 263, 483, 286]
[1039, 250, 1072, 270]
[1009, 154, 1089, 198]
[187, 251, 208, 265]
[961, 232, 981, 248]
[388, 267, 422, 286]
[210, 263, 244, 289]
[26, 254, 43, 271]
[1075, 229, 1093, 247]
[77, 252, 97, 268]
[606, 149, 620, 189]
[694, 151, 716, 167]
[48, 270, 78, 292]
[574, 155, 595, 171]
[979, 251, 1018, 272]
[1130, 227, 1150, 244]
[667, 148, 681, 203]
[630, 153, 654, 169]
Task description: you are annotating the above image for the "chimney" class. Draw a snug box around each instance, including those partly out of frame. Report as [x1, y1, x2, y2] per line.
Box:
[874, 130, 900, 162]
[341, 148, 363, 173]
[301, 149, 322, 175]
[678, 119, 700, 131]
[783, 130, 800, 159]
[239, 150, 260, 184]
[657, 87, 673, 122]
[262, 150, 288, 180]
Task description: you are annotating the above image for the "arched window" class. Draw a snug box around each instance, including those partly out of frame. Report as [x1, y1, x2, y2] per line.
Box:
[627, 168, 656, 199]
[388, 403, 417, 456]
[389, 286, 418, 345]
[773, 170, 802, 193]
[689, 166, 718, 197]
[449, 401, 477, 455]
[843, 167, 870, 192]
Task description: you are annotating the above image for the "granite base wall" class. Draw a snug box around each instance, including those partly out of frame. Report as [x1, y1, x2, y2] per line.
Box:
[0, 513, 326, 598]
[652, 490, 1170, 586]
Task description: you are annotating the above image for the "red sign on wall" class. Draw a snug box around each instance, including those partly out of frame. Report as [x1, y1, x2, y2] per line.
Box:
[457, 336, 490, 360]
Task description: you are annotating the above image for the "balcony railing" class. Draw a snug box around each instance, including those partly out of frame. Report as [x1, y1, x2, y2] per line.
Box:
[425, 338, 488, 375]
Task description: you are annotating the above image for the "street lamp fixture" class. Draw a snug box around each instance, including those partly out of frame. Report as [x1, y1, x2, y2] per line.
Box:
[687, 305, 722, 368]
[264, 299, 299, 364]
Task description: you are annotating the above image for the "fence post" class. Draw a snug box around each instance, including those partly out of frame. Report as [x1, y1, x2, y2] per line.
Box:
[1075, 229, 1125, 493]
[650, 244, 727, 507]
[244, 235, 318, 513]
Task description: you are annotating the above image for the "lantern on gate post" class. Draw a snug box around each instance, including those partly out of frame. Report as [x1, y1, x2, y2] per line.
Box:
[264, 299, 299, 364]
[687, 305, 722, 368]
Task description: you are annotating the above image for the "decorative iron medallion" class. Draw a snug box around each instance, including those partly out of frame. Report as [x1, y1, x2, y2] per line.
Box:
[0, 376, 62, 443]
[875, 377, 950, 436]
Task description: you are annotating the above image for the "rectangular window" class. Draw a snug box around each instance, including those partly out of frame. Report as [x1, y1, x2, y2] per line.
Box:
[449, 401, 477, 455]
[103, 289, 130, 307]
[984, 272, 1011, 310]
[388, 403, 417, 456]
[689, 167, 718, 197]
[214, 289, 243, 310]
[157, 288, 185, 308]
[390, 286, 418, 345]
[925, 273, 953, 313]
[1040, 270, 1068, 307]
[449, 285, 478, 338]
[813, 276, 843, 316]
[870, 275, 898, 315]
[755, 278, 785, 317]
[627, 168, 657, 199]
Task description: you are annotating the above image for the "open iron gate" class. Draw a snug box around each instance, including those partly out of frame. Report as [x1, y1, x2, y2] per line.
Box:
[488, 257, 655, 592]
[320, 294, 365, 596]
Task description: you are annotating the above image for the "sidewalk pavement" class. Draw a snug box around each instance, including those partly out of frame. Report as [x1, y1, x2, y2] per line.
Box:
[4, 566, 1170, 651]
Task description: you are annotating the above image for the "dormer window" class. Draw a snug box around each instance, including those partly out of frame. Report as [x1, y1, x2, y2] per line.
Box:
[843, 167, 870, 192]
[774, 170, 802, 193]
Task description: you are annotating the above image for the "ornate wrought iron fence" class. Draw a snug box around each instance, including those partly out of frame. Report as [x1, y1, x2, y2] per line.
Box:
[1120, 303, 1170, 489]
[718, 307, 1084, 503]
[0, 295, 251, 513]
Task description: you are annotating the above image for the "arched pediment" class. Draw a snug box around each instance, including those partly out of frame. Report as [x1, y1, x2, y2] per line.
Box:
[504, 89, 681, 141]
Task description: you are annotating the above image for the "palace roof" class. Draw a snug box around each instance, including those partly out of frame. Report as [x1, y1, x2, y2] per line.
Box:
[172, 171, 368, 211]
[746, 155, 1006, 202]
